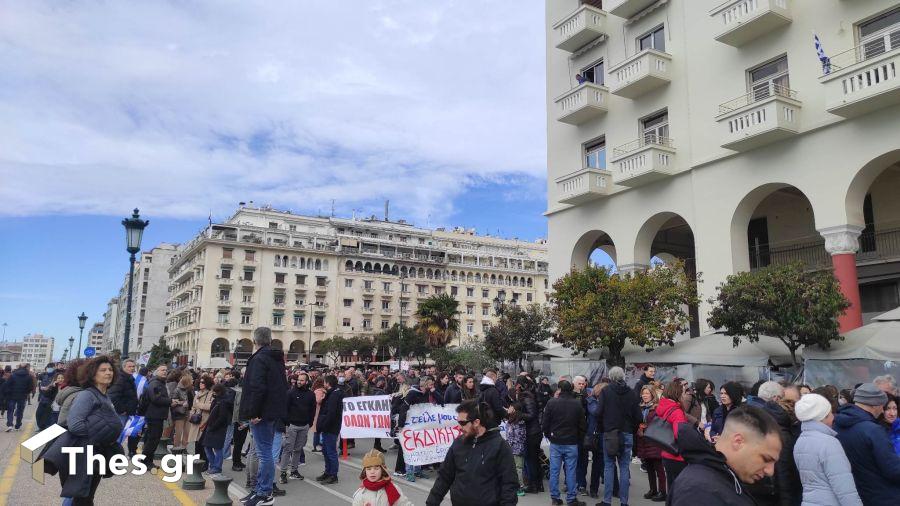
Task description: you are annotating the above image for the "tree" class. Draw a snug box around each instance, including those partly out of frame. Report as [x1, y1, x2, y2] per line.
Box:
[485, 304, 552, 371]
[707, 262, 849, 365]
[345, 336, 375, 360]
[320, 336, 350, 366]
[146, 338, 180, 370]
[452, 337, 497, 373]
[415, 294, 461, 348]
[552, 262, 698, 367]
[375, 324, 429, 362]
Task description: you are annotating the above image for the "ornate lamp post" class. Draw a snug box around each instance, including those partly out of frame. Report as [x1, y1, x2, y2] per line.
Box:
[76, 312, 88, 359]
[67, 336, 74, 363]
[492, 290, 507, 316]
[122, 209, 149, 359]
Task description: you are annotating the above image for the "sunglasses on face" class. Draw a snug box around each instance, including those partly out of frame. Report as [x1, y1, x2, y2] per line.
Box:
[458, 419, 473, 426]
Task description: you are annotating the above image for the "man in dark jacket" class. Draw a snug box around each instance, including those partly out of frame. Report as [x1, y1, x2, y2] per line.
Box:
[744, 381, 801, 506]
[478, 369, 504, 423]
[315, 374, 344, 485]
[443, 371, 464, 405]
[669, 406, 782, 506]
[594, 367, 642, 506]
[108, 358, 139, 455]
[5, 364, 34, 431]
[141, 364, 174, 465]
[834, 382, 900, 505]
[632, 364, 655, 394]
[517, 376, 545, 493]
[426, 399, 518, 506]
[280, 372, 315, 482]
[542, 379, 587, 506]
[238, 327, 288, 506]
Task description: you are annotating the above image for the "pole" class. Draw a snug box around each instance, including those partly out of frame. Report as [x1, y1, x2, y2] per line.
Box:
[123, 253, 136, 358]
[307, 302, 313, 364]
[77, 326, 85, 359]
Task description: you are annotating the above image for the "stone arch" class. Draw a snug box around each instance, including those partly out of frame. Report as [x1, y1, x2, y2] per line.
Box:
[391, 265, 399, 275]
[382, 264, 392, 274]
[345, 260, 354, 271]
[271, 339, 284, 350]
[467, 272, 473, 283]
[364, 262, 373, 272]
[355, 261, 364, 271]
[289, 340, 305, 353]
[315, 259, 322, 270]
[400, 266, 408, 277]
[374, 263, 382, 272]
[291, 256, 298, 268]
[311, 340, 327, 354]
[211, 337, 229, 355]
[300, 258, 306, 269]
[845, 150, 900, 228]
[570, 230, 617, 270]
[417, 267, 425, 278]
[236, 338, 253, 352]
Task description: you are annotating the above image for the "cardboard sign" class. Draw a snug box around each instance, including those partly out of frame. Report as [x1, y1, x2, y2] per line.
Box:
[400, 403, 464, 466]
[339, 395, 392, 439]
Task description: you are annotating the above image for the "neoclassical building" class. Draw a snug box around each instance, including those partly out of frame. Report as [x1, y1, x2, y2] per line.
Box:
[546, 0, 900, 335]
[165, 205, 550, 368]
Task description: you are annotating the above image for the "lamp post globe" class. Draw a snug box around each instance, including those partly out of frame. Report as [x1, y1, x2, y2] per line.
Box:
[121, 209, 149, 359]
[76, 312, 88, 359]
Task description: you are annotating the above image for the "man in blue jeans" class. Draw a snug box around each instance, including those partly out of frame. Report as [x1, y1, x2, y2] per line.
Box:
[314, 374, 344, 484]
[541, 379, 586, 506]
[5, 364, 34, 431]
[238, 327, 288, 506]
[595, 366, 642, 506]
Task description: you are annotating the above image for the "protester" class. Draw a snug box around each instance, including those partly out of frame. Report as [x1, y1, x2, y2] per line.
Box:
[792, 393, 862, 506]
[315, 374, 344, 485]
[633, 364, 656, 393]
[745, 381, 802, 506]
[461, 375, 477, 400]
[188, 376, 214, 455]
[426, 399, 518, 506]
[142, 363, 174, 467]
[505, 401, 528, 496]
[541, 379, 586, 506]
[4, 363, 34, 431]
[281, 371, 314, 483]
[711, 381, 744, 438]
[636, 384, 665, 502]
[515, 376, 544, 494]
[881, 393, 899, 454]
[669, 406, 782, 505]
[171, 373, 193, 452]
[200, 383, 234, 478]
[353, 450, 414, 506]
[693, 378, 718, 427]
[478, 368, 504, 421]
[834, 382, 900, 504]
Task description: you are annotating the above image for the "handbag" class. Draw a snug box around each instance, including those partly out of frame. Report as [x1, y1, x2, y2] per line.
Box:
[189, 411, 202, 424]
[582, 431, 597, 451]
[644, 405, 679, 454]
[603, 429, 621, 457]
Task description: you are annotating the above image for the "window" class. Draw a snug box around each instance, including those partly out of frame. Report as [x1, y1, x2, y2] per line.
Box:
[860, 281, 900, 313]
[294, 295, 304, 305]
[218, 290, 230, 302]
[418, 285, 427, 294]
[642, 110, 669, 145]
[482, 289, 489, 298]
[401, 283, 409, 293]
[273, 313, 283, 325]
[400, 301, 409, 311]
[296, 274, 306, 285]
[434, 286, 444, 294]
[221, 268, 231, 279]
[275, 273, 286, 284]
[467, 287, 475, 297]
[217, 311, 229, 324]
[581, 59, 604, 86]
[482, 306, 489, 316]
[859, 7, 900, 59]
[243, 269, 254, 281]
[585, 138, 606, 169]
[241, 312, 252, 325]
[482, 323, 490, 334]
[451, 286, 458, 296]
[343, 299, 353, 308]
[381, 320, 390, 329]
[268, 222, 278, 229]
[382, 301, 390, 310]
[467, 305, 474, 315]
[245, 250, 255, 261]
[363, 300, 373, 310]
[289, 224, 296, 232]
[294, 314, 304, 326]
[343, 318, 351, 327]
[242, 291, 253, 303]
[316, 276, 327, 287]
[749, 56, 789, 100]
[638, 25, 665, 52]
[363, 319, 372, 329]
[364, 281, 374, 290]
[466, 323, 474, 334]
[527, 292, 533, 302]
[274, 293, 285, 305]
[314, 315, 325, 327]
[383, 282, 391, 292]
[223, 248, 233, 259]
[345, 279, 353, 288]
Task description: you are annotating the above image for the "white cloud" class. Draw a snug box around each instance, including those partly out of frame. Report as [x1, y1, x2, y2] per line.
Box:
[0, 0, 547, 224]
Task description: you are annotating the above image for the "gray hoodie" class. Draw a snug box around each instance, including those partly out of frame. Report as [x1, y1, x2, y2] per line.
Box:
[56, 386, 84, 428]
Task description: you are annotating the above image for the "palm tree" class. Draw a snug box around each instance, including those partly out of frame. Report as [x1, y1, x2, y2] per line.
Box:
[415, 293, 461, 348]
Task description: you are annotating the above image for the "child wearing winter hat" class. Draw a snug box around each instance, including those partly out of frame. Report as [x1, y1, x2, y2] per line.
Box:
[352, 450, 413, 506]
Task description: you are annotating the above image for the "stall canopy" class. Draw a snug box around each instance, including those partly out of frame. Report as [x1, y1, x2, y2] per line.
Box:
[804, 307, 900, 361]
[624, 332, 797, 367]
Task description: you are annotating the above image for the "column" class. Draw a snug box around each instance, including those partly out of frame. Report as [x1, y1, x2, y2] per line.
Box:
[819, 225, 865, 333]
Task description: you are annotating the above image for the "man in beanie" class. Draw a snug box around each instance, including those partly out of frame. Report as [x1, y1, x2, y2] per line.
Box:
[834, 382, 900, 504]
[793, 394, 862, 506]
[352, 450, 413, 506]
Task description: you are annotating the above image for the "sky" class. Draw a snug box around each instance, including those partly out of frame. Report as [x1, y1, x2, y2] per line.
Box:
[0, 1, 579, 359]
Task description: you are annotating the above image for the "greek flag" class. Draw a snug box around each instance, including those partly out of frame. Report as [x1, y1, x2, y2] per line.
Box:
[118, 415, 146, 443]
[134, 372, 148, 398]
[815, 34, 831, 74]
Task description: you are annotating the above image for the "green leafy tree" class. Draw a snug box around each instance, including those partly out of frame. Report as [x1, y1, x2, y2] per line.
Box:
[707, 263, 849, 365]
[375, 323, 429, 362]
[452, 337, 497, 373]
[320, 336, 350, 365]
[345, 336, 375, 360]
[485, 304, 552, 371]
[552, 263, 698, 367]
[415, 294, 461, 348]
[146, 338, 180, 370]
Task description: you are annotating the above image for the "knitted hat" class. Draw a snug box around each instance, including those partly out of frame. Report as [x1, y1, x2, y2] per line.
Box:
[359, 449, 389, 480]
[794, 393, 832, 422]
[853, 383, 888, 407]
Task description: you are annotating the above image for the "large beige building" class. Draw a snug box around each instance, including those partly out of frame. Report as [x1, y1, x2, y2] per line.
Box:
[20, 333, 54, 367]
[165, 206, 550, 368]
[88, 322, 104, 354]
[546, 0, 900, 335]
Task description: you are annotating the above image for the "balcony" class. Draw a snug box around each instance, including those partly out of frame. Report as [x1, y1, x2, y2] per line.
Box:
[821, 44, 900, 118]
[216, 277, 233, 285]
[552, 4, 608, 53]
[555, 168, 612, 205]
[606, 0, 659, 19]
[217, 299, 231, 307]
[554, 83, 609, 125]
[716, 83, 801, 151]
[609, 136, 676, 187]
[710, 0, 792, 48]
[609, 50, 672, 99]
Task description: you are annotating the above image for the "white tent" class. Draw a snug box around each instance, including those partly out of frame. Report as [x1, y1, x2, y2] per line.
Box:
[624, 332, 795, 367]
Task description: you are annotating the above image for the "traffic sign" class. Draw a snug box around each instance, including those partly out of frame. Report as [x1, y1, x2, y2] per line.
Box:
[83, 347, 96, 357]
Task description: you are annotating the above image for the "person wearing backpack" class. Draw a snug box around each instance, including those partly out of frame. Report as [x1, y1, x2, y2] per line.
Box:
[655, 379, 689, 491]
[594, 366, 641, 506]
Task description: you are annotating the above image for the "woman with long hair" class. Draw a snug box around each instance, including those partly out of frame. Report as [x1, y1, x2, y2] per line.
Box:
[461, 376, 477, 400]
[693, 379, 718, 427]
[637, 384, 666, 501]
[656, 380, 689, 491]
[188, 376, 214, 455]
[710, 381, 745, 439]
[171, 374, 193, 452]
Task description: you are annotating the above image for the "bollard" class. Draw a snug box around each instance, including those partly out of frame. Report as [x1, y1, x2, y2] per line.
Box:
[154, 437, 172, 461]
[182, 459, 206, 490]
[341, 438, 348, 460]
[205, 474, 233, 506]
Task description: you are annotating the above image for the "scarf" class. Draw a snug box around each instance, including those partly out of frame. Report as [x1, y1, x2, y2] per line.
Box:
[362, 478, 401, 505]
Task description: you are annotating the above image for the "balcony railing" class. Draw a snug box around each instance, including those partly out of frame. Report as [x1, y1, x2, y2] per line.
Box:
[750, 227, 900, 271]
[610, 135, 676, 187]
[609, 49, 672, 99]
[711, 0, 792, 47]
[718, 83, 797, 114]
[612, 135, 674, 158]
[555, 168, 612, 205]
[821, 39, 900, 118]
[554, 82, 609, 125]
[606, 0, 659, 19]
[717, 83, 801, 151]
[552, 4, 608, 53]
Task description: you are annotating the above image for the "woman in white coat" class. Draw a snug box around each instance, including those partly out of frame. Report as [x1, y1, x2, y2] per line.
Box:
[793, 393, 863, 506]
[352, 450, 413, 506]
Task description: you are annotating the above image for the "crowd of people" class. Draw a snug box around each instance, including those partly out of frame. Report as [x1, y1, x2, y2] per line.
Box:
[3, 329, 900, 505]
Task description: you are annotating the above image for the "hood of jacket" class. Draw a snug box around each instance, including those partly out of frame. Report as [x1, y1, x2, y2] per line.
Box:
[478, 382, 496, 393]
[834, 403, 876, 430]
[677, 421, 729, 469]
[11, 368, 30, 380]
[480, 376, 495, 386]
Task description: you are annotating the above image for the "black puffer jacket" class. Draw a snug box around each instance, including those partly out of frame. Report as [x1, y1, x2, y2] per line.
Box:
[426, 427, 519, 506]
[518, 390, 542, 437]
[238, 346, 288, 421]
[668, 422, 757, 506]
[478, 381, 504, 424]
[144, 376, 172, 421]
[316, 386, 344, 435]
[201, 394, 234, 450]
[286, 385, 316, 427]
[5, 368, 34, 401]
[541, 391, 586, 445]
[744, 398, 801, 506]
[596, 380, 642, 434]
[107, 369, 138, 415]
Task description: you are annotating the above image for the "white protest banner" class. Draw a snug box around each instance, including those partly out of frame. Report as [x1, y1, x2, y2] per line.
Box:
[340, 395, 392, 439]
[400, 403, 464, 466]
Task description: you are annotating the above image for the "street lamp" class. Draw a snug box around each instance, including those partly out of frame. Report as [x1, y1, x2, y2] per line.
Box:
[493, 290, 507, 316]
[305, 301, 327, 364]
[122, 209, 149, 359]
[76, 312, 88, 359]
[68, 336, 74, 362]
[1, 322, 6, 342]
[397, 272, 408, 371]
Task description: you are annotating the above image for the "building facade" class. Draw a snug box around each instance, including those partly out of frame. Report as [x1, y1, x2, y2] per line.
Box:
[165, 206, 550, 368]
[0, 343, 23, 370]
[21, 333, 54, 367]
[546, 0, 900, 335]
[107, 244, 179, 357]
[88, 323, 104, 354]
